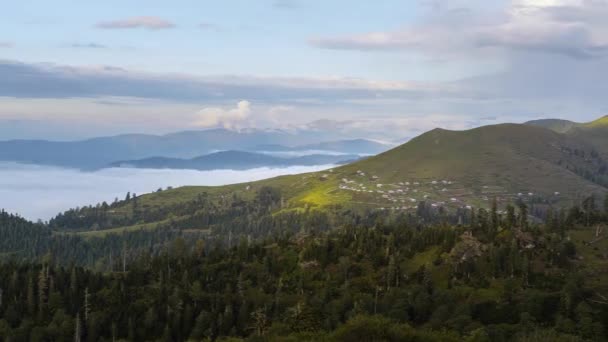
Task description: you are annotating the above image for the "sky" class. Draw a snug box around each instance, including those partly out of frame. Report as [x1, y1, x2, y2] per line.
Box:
[1, 0, 608, 140]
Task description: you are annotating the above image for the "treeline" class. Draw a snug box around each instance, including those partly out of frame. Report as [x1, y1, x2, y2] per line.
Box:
[1, 207, 606, 341]
[3, 188, 608, 270]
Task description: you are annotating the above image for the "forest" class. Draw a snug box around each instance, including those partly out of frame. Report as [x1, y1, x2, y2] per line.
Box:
[1, 193, 608, 341]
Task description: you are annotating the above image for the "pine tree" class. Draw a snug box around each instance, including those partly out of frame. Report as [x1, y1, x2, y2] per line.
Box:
[190, 311, 211, 340]
[74, 312, 82, 342]
[386, 255, 396, 289]
[70, 267, 78, 295]
[128, 317, 135, 341]
[38, 266, 48, 314]
[518, 202, 528, 230]
[490, 197, 499, 236]
[250, 308, 269, 336]
[84, 287, 91, 324]
[506, 205, 516, 229]
[27, 275, 36, 314]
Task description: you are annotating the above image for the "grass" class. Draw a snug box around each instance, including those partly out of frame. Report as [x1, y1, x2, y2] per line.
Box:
[292, 179, 351, 208]
[582, 115, 608, 128]
[402, 246, 441, 274]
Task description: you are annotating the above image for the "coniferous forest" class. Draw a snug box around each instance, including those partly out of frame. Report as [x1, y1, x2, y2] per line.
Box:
[1, 194, 608, 341]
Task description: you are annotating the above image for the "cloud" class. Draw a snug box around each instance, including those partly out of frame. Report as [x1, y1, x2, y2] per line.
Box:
[0, 42, 14, 48]
[310, 0, 608, 59]
[96, 16, 175, 30]
[0, 60, 446, 102]
[193, 101, 299, 131]
[69, 43, 107, 49]
[195, 100, 252, 129]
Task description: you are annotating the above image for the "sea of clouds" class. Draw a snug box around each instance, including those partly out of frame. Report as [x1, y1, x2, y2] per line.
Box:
[0, 162, 334, 221]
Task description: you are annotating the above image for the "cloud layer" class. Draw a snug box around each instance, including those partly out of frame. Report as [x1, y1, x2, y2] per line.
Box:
[0, 162, 335, 221]
[96, 16, 175, 30]
[0, 60, 442, 103]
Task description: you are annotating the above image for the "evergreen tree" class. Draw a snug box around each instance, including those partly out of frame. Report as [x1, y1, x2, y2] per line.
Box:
[37, 266, 48, 315]
[74, 312, 82, 342]
[506, 205, 516, 229]
[490, 197, 499, 236]
[518, 202, 529, 230]
[27, 275, 36, 314]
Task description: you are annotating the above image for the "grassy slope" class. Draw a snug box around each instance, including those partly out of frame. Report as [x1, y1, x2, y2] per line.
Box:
[342, 123, 604, 198]
[568, 116, 608, 155]
[527, 115, 608, 155]
[69, 123, 608, 236]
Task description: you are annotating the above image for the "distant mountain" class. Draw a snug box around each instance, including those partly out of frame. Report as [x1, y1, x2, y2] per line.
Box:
[254, 139, 391, 155]
[525, 116, 608, 155]
[111, 150, 360, 170]
[0, 129, 379, 169]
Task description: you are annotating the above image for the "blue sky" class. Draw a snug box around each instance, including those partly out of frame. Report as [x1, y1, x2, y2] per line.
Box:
[3, 0, 439, 80]
[1, 0, 608, 140]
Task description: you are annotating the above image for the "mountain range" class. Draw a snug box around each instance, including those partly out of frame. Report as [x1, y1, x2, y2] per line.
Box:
[0, 129, 390, 169]
[111, 150, 361, 170]
[51, 116, 608, 237]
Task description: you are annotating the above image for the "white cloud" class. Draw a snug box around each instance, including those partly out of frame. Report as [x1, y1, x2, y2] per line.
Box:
[311, 0, 608, 59]
[195, 100, 252, 130]
[0, 42, 14, 48]
[193, 101, 301, 131]
[96, 16, 175, 30]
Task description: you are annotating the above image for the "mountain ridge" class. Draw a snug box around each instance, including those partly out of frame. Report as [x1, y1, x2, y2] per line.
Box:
[111, 150, 361, 170]
[0, 128, 384, 169]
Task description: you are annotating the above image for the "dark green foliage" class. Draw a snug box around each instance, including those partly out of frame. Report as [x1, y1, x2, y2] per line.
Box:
[1, 211, 607, 341]
[2, 192, 608, 341]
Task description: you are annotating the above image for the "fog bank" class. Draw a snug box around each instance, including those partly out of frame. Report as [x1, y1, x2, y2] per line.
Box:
[0, 163, 334, 221]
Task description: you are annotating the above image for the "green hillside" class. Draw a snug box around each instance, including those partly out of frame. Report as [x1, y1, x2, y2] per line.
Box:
[526, 115, 608, 155]
[340, 123, 606, 204]
[48, 122, 608, 238]
[568, 116, 608, 155]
